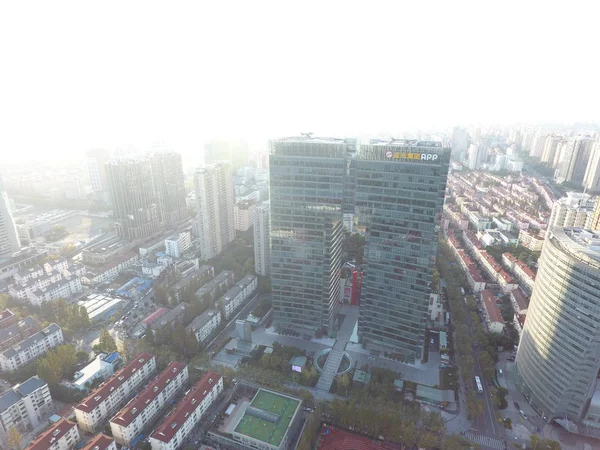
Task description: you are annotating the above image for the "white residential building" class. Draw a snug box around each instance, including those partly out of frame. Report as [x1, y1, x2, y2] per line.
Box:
[220, 275, 257, 320]
[194, 162, 235, 261]
[83, 252, 139, 286]
[75, 353, 156, 433]
[81, 434, 117, 450]
[110, 362, 188, 446]
[518, 230, 544, 252]
[186, 309, 222, 344]
[0, 324, 63, 372]
[234, 201, 256, 232]
[149, 372, 223, 450]
[0, 377, 54, 447]
[548, 192, 596, 229]
[0, 174, 21, 258]
[24, 418, 80, 450]
[164, 230, 192, 258]
[72, 352, 121, 391]
[253, 202, 271, 276]
[28, 276, 83, 306]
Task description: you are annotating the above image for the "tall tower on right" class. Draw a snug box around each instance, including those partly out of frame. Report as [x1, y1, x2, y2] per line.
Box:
[0, 174, 21, 258]
[516, 228, 600, 425]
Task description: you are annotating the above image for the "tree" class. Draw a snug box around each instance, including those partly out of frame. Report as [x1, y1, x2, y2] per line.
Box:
[96, 329, 117, 353]
[76, 351, 89, 363]
[154, 285, 169, 306]
[529, 434, 561, 450]
[7, 426, 22, 450]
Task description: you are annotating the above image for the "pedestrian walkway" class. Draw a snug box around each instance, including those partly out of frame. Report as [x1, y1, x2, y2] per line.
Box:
[463, 432, 505, 450]
[315, 306, 359, 392]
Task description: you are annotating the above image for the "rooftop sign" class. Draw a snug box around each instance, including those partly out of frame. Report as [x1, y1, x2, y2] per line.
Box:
[385, 150, 438, 161]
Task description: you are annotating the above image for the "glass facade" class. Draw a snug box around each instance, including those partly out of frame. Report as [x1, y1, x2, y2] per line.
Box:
[269, 138, 350, 333]
[355, 143, 450, 360]
[516, 228, 600, 422]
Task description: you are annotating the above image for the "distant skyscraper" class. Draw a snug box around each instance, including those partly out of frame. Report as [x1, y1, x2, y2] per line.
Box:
[555, 137, 594, 185]
[355, 141, 450, 360]
[467, 143, 486, 170]
[106, 154, 160, 239]
[86, 149, 111, 203]
[583, 141, 600, 192]
[541, 134, 562, 165]
[149, 150, 188, 228]
[516, 228, 600, 425]
[548, 192, 596, 229]
[451, 127, 469, 161]
[253, 202, 271, 276]
[269, 137, 349, 333]
[591, 198, 600, 232]
[204, 140, 249, 172]
[194, 162, 235, 260]
[0, 174, 21, 257]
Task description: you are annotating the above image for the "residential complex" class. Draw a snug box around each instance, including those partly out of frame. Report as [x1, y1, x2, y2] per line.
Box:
[24, 418, 80, 450]
[110, 362, 188, 446]
[149, 150, 189, 229]
[186, 308, 222, 344]
[219, 275, 257, 320]
[516, 228, 600, 431]
[548, 192, 596, 229]
[164, 230, 192, 258]
[0, 323, 63, 372]
[81, 434, 117, 450]
[253, 202, 271, 276]
[106, 154, 161, 239]
[75, 353, 157, 433]
[0, 377, 54, 447]
[194, 162, 235, 261]
[149, 372, 223, 450]
[0, 316, 41, 351]
[194, 270, 235, 303]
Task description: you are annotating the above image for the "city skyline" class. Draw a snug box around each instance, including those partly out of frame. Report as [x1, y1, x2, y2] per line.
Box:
[1, 2, 599, 163]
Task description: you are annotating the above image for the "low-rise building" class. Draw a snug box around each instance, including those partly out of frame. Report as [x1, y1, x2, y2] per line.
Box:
[82, 235, 131, 266]
[187, 309, 222, 344]
[513, 260, 536, 294]
[0, 247, 47, 281]
[165, 231, 192, 258]
[75, 353, 156, 433]
[149, 372, 223, 450]
[78, 294, 126, 324]
[480, 290, 504, 334]
[0, 324, 63, 372]
[234, 201, 256, 232]
[71, 352, 121, 391]
[0, 377, 54, 447]
[519, 229, 544, 252]
[0, 309, 17, 329]
[0, 316, 41, 351]
[24, 418, 80, 450]
[171, 264, 214, 303]
[81, 434, 117, 450]
[148, 303, 189, 331]
[195, 270, 235, 303]
[28, 276, 83, 306]
[510, 287, 529, 316]
[220, 275, 257, 320]
[110, 362, 188, 446]
[83, 252, 139, 286]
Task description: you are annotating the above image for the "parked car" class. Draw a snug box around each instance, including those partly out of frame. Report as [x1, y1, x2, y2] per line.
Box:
[507, 356, 515, 361]
[514, 401, 520, 409]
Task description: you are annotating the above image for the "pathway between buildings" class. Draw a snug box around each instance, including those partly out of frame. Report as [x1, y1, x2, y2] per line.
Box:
[315, 305, 359, 392]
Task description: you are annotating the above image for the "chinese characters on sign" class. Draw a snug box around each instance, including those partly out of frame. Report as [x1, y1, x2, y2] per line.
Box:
[385, 151, 439, 161]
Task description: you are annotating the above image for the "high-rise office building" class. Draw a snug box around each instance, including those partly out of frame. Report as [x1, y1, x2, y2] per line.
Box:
[86, 149, 111, 203]
[467, 143, 486, 170]
[253, 202, 271, 276]
[0, 174, 20, 258]
[204, 139, 249, 172]
[269, 136, 450, 358]
[355, 141, 450, 359]
[194, 162, 235, 261]
[516, 228, 600, 426]
[554, 137, 594, 184]
[269, 137, 349, 333]
[149, 151, 188, 228]
[451, 127, 469, 161]
[106, 154, 160, 239]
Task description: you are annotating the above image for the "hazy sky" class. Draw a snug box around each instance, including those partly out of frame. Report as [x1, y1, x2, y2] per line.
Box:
[0, 1, 597, 162]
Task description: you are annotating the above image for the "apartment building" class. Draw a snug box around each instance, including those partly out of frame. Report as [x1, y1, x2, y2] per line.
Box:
[0, 377, 53, 446]
[0, 309, 17, 329]
[165, 231, 192, 259]
[171, 265, 214, 303]
[25, 418, 80, 450]
[110, 362, 188, 446]
[0, 324, 63, 372]
[194, 270, 235, 303]
[446, 233, 486, 292]
[480, 290, 505, 334]
[149, 372, 223, 450]
[518, 229, 544, 252]
[0, 316, 41, 351]
[234, 201, 256, 232]
[186, 309, 222, 344]
[75, 353, 156, 433]
[81, 433, 116, 450]
[219, 275, 257, 320]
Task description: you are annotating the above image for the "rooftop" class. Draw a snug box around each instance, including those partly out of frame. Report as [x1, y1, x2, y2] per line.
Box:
[511, 288, 529, 311]
[111, 361, 186, 427]
[25, 418, 77, 450]
[73, 353, 117, 388]
[150, 303, 189, 329]
[76, 353, 154, 413]
[81, 434, 115, 450]
[150, 372, 222, 443]
[186, 309, 220, 332]
[481, 290, 504, 324]
[234, 389, 301, 447]
[553, 228, 600, 266]
[142, 307, 170, 325]
[2, 323, 61, 359]
[0, 309, 15, 323]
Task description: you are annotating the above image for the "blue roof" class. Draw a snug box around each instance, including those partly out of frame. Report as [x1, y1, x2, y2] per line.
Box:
[16, 376, 47, 396]
[103, 351, 120, 364]
[131, 434, 144, 446]
[0, 390, 21, 412]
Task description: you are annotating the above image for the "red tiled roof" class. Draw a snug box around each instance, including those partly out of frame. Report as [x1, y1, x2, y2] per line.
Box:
[468, 264, 485, 283]
[81, 434, 115, 450]
[76, 353, 155, 413]
[502, 252, 517, 263]
[481, 290, 504, 324]
[142, 308, 169, 325]
[515, 260, 536, 279]
[0, 309, 15, 323]
[498, 269, 515, 284]
[25, 418, 78, 450]
[511, 288, 529, 311]
[111, 361, 186, 427]
[150, 372, 221, 444]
